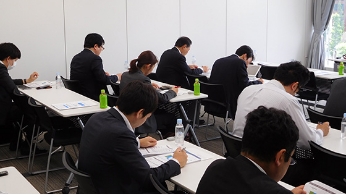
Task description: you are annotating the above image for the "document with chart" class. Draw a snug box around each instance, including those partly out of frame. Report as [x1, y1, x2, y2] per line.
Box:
[303, 180, 343, 194]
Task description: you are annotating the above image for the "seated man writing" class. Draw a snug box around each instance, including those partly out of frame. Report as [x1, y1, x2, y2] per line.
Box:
[78, 80, 187, 193]
[196, 106, 305, 194]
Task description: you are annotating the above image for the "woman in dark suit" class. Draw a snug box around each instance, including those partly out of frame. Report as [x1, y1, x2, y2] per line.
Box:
[120, 50, 178, 138]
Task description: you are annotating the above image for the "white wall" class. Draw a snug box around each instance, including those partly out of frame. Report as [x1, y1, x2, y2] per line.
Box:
[0, 0, 313, 80]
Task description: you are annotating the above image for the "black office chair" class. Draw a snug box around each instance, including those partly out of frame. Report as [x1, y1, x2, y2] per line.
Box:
[149, 174, 172, 194]
[184, 72, 209, 91]
[109, 80, 120, 96]
[258, 65, 277, 80]
[199, 81, 232, 141]
[27, 97, 82, 193]
[309, 141, 346, 192]
[297, 72, 329, 111]
[217, 126, 242, 158]
[62, 151, 98, 194]
[61, 76, 83, 95]
[307, 107, 342, 130]
[107, 94, 119, 107]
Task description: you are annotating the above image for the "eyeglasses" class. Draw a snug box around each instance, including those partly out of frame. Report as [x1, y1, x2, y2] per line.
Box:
[100, 45, 105, 50]
[289, 156, 297, 166]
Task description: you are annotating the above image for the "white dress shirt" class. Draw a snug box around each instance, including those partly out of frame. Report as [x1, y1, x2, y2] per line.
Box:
[233, 80, 323, 150]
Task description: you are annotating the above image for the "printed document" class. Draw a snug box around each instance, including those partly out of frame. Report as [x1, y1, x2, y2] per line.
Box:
[52, 100, 97, 110]
[303, 180, 343, 194]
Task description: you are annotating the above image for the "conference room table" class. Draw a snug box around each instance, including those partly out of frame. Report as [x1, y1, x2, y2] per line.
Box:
[152, 80, 208, 147]
[307, 122, 346, 155]
[154, 139, 294, 193]
[0, 166, 39, 194]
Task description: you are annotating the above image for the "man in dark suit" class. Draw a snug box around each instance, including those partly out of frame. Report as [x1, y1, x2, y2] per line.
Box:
[196, 106, 305, 194]
[78, 81, 187, 193]
[323, 78, 346, 117]
[209, 45, 263, 119]
[156, 36, 208, 89]
[0, 43, 38, 143]
[70, 33, 122, 101]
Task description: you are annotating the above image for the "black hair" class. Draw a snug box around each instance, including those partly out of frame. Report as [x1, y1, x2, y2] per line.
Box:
[0, 42, 21, 61]
[241, 106, 299, 162]
[235, 45, 253, 60]
[274, 61, 310, 88]
[129, 50, 158, 73]
[84, 33, 105, 48]
[175, 36, 192, 47]
[116, 80, 158, 117]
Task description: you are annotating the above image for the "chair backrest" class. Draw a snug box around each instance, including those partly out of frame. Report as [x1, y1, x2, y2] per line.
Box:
[149, 174, 171, 194]
[301, 72, 318, 91]
[217, 126, 242, 158]
[27, 97, 54, 135]
[259, 65, 277, 80]
[307, 107, 342, 130]
[107, 94, 119, 107]
[200, 81, 231, 119]
[309, 141, 346, 191]
[184, 72, 209, 91]
[12, 88, 36, 125]
[61, 76, 84, 95]
[62, 151, 98, 194]
[109, 80, 120, 96]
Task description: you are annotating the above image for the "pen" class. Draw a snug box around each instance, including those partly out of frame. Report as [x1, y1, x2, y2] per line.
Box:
[181, 147, 186, 152]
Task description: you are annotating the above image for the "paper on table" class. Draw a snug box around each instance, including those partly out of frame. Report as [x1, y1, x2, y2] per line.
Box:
[52, 100, 97, 110]
[303, 180, 343, 194]
[24, 80, 54, 88]
[139, 145, 175, 157]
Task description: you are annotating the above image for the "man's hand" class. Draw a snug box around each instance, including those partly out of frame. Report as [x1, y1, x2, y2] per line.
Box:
[258, 78, 264, 83]
[291, 185, 306, 194]
[116, 73, 123, 81]
[139, 136, 157, 148]
[27, 72, 39, 83]
[316, 122, 330, 136]
[105, 71, 110, 76]
[201, 66, 209, 73]
[152, 83, 159, 89]
[173, 147, 188, 168]
[189, 65, 198, 69]
[171, 87, 178, 94]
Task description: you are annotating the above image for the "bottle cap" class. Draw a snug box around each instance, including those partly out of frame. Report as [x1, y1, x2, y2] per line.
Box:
[101, 89, 105, 93]
[195, 78, 199, 82]
[177, 119, 182, 124]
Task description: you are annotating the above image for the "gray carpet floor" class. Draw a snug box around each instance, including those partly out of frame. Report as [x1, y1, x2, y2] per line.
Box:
[0, 109, 229, 194]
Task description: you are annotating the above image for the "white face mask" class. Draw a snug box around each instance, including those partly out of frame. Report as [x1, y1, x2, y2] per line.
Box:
[7, 61, 17, 70]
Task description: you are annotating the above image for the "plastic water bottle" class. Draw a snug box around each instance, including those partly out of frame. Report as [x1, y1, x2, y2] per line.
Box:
[192, 56, 197, 65]
[341, 113, 346, 139]
[99, 89, 108, 109]
[55, 72, 63, 89]
[339, 61, 344, 75]
[194, 78, 200, 96]
[124, 60, 128, 70]
[175, 119, 184, 147]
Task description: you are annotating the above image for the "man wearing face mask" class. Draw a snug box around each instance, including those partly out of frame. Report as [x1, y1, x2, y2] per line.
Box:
[0, 42, 38, 139]
[209, 45, 263, 120]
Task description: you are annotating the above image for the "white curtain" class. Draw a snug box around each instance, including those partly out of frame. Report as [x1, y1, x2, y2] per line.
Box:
[307, 0, 335, 69]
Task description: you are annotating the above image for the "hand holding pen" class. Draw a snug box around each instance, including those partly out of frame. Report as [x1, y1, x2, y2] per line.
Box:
[173, 147, 188, 168]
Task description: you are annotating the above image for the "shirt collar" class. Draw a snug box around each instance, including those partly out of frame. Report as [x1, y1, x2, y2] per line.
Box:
[244, 156, 267, 175]
[175, 46, 182, 54]
[268, 79, 286, 91]
[115, 107, 134, 133]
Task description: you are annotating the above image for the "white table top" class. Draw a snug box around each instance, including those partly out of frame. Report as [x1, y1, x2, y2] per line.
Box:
[308, 68, 346, 80]
[156, 140, 293, 193]
[307, 122, 346, 155]
[328, 58, 346, 62]
[152, 80, 208, 103]
[0, 166, 39, 194]
[19, 86, 109, 117]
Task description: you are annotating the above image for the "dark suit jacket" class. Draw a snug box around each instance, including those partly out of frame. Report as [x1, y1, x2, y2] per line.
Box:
[120, 70, 176, 134]
[196, 155, 292, 194]
[323, 78, 346, 117]
[78, 108, 180, 193]
[0, 64, 23, 125]
[209, 54, 261, 119]
[70, 49, 118, 101]
[156, 47, 202, 89]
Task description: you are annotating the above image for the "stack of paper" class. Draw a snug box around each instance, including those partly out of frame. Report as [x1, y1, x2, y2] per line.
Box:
[52, 100, 97, 110]
[303, 180, 343, 194]
[139, 145, 175, 157]
[24, 80, 54, 88]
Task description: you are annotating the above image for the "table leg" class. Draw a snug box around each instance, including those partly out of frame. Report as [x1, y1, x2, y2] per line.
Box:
[178, 101, 200, 147]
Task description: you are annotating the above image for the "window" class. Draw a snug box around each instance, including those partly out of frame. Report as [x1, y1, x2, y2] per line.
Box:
[325, 0, 346, 69]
